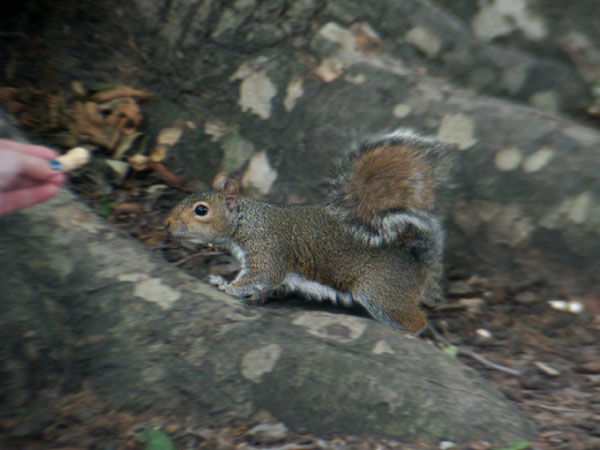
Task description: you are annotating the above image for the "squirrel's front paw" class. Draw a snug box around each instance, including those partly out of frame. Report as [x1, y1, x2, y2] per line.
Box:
[223, 282, 266, 302]
[208, 274, 228, 290]
[223, 284, 246, 298]
[240, 294, 267, 306]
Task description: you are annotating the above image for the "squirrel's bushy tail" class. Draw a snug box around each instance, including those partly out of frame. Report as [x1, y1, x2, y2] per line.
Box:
[327, 129, 452, 266]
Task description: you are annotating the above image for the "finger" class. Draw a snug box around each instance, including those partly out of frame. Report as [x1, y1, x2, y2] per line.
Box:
[0, 184, 60, 216]
[2, 177, 39, 190]
[0, 149, 61, 182]
[44, 171, 66, 185]
[0, 139, 59, 159]
[2, 172, 65, 190]
[48, 172, 66, 185]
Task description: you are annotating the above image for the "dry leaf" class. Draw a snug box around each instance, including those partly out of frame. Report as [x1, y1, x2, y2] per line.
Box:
[113, 131, 143, 160]
[152, 163, 185, 187]
[150, 146, 167, 163]
[91, 85, 153, 103]
[70, 101, 120, 149]
[70, 98, 143, 149]
[204, 118, 230, 141]
[145, 184, 168, 195]
[128, 154, 151, 171]
[103, 98, 142, 134]
[112, 202, 143, 214]
[534, 361, 561, 377]
[156, 126, 183, 146]
[458, 298, 485, 314]
[105, 159, 130, 179]
[71, 80, 86, 96]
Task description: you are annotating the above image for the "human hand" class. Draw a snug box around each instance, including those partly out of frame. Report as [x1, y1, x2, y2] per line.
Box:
[0, 139, 66, 216]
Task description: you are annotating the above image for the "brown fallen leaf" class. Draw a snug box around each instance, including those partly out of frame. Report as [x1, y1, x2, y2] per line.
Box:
[71, 80, 86, 96]
[105, 159, 130, 179]
[91, 86, 153, 103]
[150, 146, 167, 162]
[152, 163, 185, 187]
[102, 98, 142, 134]
[70, 98, 143, 149]
[204, 118, 230, 141]
[128, 154, 152, 171]
[112, 203, 143, 214]
[156, 125, 183, 146]
[113, 131, 143, 160]
[69, 101, 120, 149]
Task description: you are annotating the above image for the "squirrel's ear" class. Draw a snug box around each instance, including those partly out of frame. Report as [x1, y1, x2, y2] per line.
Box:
[222, 179, 240, 211]
[212, 172, 229, 191]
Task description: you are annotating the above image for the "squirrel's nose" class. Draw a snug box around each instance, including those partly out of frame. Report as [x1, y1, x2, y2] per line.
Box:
[164, 217, 187, 237]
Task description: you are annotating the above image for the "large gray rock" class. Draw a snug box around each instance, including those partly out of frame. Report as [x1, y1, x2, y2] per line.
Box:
[0, 185, 535, 445]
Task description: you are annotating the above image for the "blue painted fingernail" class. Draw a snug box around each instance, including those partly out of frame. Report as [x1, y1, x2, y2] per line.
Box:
[49, 159, 62, 171]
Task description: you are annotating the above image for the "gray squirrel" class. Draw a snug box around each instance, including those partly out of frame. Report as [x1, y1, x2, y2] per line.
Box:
[166, 130, 452, 334]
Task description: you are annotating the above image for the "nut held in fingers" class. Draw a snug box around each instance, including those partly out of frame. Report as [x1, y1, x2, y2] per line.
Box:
[53, 147, 92, 172]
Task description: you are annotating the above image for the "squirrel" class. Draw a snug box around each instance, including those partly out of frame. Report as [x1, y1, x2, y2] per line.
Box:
[166, 130, 452, 335]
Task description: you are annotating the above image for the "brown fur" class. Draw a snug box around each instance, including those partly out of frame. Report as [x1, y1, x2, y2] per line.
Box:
[167, 132, 451, 335]
[388, 302, 427, 335]
[344, 144, 434, 224]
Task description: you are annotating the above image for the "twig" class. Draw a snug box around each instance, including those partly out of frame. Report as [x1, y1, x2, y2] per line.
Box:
[427, 323, 522, 376]
[460, 348, 521, 376]
[174, 252, 206, 267]
[172, 248, 225, 266]
[529, 402, 583, 413]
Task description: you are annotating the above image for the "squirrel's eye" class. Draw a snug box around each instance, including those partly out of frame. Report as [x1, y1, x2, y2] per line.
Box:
[194, 204, 209, 217]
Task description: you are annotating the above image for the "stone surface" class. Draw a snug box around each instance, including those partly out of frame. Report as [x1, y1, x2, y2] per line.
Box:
[0, 185, 535, 445]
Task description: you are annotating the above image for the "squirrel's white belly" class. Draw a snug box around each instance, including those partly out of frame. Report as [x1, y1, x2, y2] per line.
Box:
[222, 240, 355, 307]
[282, 272, 354, 307]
